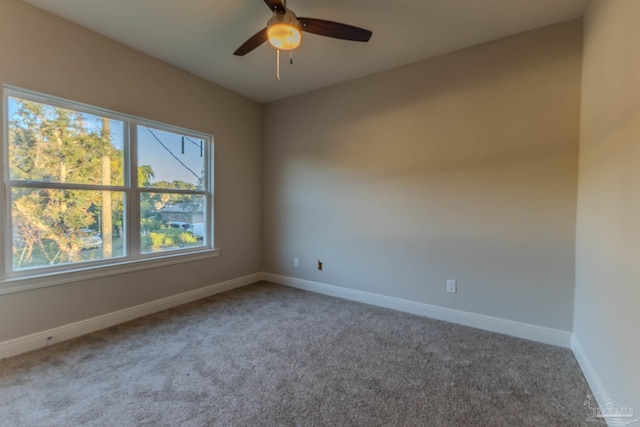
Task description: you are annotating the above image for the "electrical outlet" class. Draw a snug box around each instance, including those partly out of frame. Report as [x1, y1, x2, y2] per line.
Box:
[446, 280, 457, 293]
[294, 257, 299, 268]
[317, 260, 323, 271]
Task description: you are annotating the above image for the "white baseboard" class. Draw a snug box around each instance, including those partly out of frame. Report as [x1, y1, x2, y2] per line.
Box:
[0, 272, 262, 360]
[263, 273, 572, 348]
[0, 272, 574, 361]
[571, 334, 612, 425]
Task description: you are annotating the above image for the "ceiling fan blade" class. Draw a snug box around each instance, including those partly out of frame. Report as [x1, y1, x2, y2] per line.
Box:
[298, 18, 372, 42]
[234, 28, 269, 56]
[263, 0, 286, 14]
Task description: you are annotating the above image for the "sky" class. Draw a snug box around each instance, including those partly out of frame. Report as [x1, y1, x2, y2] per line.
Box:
[136, 125, 205, 186]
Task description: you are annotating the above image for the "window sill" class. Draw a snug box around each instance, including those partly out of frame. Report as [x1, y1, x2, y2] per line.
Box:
[0, 248, 222, 296]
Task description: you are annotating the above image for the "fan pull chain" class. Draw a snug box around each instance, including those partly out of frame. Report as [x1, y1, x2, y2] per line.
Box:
[290, 27, 294, 64]
[276, 49, 281, 81]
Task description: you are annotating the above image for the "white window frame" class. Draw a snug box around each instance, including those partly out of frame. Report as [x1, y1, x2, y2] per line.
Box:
[0, 86, 219, 294]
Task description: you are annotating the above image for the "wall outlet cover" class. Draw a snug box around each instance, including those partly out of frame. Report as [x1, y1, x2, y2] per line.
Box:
[446, 280, 457, 293]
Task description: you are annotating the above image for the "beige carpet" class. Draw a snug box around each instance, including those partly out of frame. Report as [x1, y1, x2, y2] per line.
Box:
[0, 281, 592, 426]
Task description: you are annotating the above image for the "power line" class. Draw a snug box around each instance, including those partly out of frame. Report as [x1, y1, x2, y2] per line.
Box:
[184, 136, 202, 148]
[183, 136, 203, 157]
[145, 127, 200, 180]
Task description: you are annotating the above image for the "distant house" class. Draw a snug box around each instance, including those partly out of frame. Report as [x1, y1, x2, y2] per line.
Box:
[159, 204, 204, 225]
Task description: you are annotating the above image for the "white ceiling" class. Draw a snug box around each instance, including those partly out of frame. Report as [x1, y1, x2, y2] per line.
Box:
[22, 0, 589, 103]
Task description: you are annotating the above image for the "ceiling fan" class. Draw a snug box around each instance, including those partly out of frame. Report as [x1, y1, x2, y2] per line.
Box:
[234, 0, 373, 59]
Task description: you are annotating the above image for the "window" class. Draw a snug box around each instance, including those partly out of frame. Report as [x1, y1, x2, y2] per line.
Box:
[2, 87, 215, 284]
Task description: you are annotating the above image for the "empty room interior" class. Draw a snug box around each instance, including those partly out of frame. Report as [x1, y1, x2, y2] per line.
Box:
[0, 0, 638, 425]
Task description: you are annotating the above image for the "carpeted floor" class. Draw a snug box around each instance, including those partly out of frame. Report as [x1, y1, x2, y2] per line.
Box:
[0, 281, 593, 426]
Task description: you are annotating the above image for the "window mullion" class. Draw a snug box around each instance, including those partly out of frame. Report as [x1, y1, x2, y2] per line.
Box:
[137, 187, 207, 196]
[128, 118, 141, 259]
[9, 181, 126, 192]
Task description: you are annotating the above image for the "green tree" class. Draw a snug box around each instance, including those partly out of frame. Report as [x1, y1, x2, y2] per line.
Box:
[149, 180, 197, 210]
[8, 98, 123, 268]
[138, 178, 201, 250]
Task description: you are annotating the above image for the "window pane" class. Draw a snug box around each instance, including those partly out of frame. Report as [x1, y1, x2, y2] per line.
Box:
[137, 125, 205, 190]
[11, 188, 126, 270]
[7, 96, 125, 186]
[140, 193, 206, 253]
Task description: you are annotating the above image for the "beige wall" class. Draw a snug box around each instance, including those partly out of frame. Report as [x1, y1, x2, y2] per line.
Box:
[263, 20, 582, 331]
[0, 0, 263, 341]
[574, 0, 640, 411]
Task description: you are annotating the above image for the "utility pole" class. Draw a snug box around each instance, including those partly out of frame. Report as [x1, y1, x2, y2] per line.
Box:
[101, 118, 112, 257]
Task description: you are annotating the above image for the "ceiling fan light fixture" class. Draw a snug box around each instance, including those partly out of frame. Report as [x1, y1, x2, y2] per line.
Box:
[233, 0, 372, 58]
[267, 23, 302, 50]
